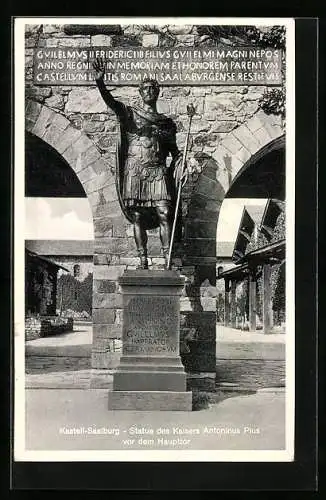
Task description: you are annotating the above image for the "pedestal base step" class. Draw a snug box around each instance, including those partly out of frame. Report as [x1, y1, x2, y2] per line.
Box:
[113, 371, 187, 392]
[108, 390, 192, 411]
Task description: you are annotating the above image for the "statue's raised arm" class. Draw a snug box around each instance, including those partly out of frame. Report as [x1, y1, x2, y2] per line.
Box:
[92, 57, 124, 116]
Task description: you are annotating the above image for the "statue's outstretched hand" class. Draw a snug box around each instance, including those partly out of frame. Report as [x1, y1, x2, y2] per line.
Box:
[92, 57, 105, 81]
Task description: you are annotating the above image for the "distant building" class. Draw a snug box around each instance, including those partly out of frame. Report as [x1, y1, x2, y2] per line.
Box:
[217, 200, 285, 333]
[25, 249, 68, 316]
[25, 240, 94, 281]
[216, 241, 234, 276]
[216, 241, 235, 322]
[25, 240, 94, 318]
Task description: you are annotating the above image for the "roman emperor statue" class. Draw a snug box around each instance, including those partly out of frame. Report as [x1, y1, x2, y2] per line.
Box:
[93, 57, 184, 269]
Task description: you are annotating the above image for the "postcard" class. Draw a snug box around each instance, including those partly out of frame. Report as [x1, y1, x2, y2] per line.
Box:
[14, 16, 295, 463]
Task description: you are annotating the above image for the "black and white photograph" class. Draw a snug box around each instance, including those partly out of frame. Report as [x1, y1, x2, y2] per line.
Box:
[14, 17, 295, 462]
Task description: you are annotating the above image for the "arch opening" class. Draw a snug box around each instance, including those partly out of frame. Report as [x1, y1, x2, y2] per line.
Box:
[216, 134, 286, 335]
[25, 131, 87, 198]
[25, 131, 94, 349]
[225, 135, 285, 200]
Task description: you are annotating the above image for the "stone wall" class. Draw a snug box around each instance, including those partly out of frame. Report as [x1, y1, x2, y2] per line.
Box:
[25, 23, 285, 377]
[25, 316, 74, 340]
[55, 257, 93, 281]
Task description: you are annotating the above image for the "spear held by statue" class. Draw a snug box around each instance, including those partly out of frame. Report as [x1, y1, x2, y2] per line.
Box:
[167, 103, 196, 270]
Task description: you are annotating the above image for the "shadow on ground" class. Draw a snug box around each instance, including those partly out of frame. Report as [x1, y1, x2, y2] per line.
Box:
[192, 389, 257, 411]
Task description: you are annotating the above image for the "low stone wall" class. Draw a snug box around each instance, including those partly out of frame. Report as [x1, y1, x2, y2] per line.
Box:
[25, 316, 74, 340]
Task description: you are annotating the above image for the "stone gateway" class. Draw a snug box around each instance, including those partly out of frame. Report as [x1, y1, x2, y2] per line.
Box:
[25, 23, 285, 393]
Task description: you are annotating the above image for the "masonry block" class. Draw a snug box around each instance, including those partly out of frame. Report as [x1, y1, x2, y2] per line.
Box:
[25, 100, 42, 131]
[92, 350, 121, 369]
[31, 106, 56, 138]
[93, 292, 123, 309]
[254, 126, 274, 148]
[93, 254, 111, 266]
[234, 146, 251, 165]
[93, 279, 117, 294]
[91, 34, 112, 46]
[93, 264, 126, 280]
[56, 127, 82, 154]
[83, 172, 113, 195]
[93, 308, 116, 325]
[232, 124, 260, 154]
[142, 33, 159, 47]
[220, 132, 244, 154]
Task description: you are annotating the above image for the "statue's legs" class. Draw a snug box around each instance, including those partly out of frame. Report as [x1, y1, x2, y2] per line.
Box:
[155, 200, 172, 268]
[133, 210, 148, 269]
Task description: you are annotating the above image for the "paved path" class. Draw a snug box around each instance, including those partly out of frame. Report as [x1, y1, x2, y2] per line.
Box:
[216, 325, 286, 344]
[25, 325, 92, 348]
[25, 388, 285, 451]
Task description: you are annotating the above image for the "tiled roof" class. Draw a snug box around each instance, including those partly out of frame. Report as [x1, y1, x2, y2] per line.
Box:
[26, 249, 69, 271]
[260, 199, 285, 228]
[25, 240, 94, 256]
[216, 241, 234, 258]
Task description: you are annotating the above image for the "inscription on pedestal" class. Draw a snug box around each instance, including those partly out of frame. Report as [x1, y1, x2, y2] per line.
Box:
[108, 270, 192, 410]
[123, 296, 178, 355]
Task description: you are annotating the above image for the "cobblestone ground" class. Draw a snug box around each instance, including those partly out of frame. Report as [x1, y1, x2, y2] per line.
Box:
[25, 325, 286, 390]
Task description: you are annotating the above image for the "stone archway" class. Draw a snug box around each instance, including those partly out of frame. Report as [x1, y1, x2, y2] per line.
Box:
[213, 109, 284, 193]
[180, 109, 285, 377]
[25, 99, 122, 374]
[25, 100, 117, 207]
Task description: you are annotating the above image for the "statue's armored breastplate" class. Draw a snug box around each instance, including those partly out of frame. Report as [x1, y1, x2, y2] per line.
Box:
[125, 109, 169, 167]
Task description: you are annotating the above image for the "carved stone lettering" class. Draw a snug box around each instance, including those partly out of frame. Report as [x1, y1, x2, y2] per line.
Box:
[123, 295, 178, 355]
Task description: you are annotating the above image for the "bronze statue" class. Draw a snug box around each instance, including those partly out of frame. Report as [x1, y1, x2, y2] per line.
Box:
[93, 57, 185, 269]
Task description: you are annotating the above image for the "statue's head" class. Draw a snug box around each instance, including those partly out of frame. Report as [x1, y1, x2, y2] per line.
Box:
[139, 78, 160, 104]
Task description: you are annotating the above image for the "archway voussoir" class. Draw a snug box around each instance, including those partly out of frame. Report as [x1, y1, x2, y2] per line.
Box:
[73, 134, 95, 156]
[220, 132, 243, 155]
[83, 171, 114, 196]
[42, 116, 70, 150]
[232, 124, 260, 155]
[234, 146, 251, 165]
[263, 120, 283, 141]
[246, 112, 268, 135]
[213, 144, 233, 171]
[254, 127, 274, 148]
[229, 155, 244, 179]
[80, 146, 103, 172]
[56, 127, 82, 155]
[265, 112, 283, 128]
[25, 99, 42, 132]
[216, 169, 230, 193]
[77, 164, 98, 185]
[31, 105, 56, 139]
[62, 144, 80, 172]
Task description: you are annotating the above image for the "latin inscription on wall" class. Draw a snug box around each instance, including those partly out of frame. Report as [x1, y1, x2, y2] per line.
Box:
[33, 47, 282, 86]
[123, 296, 178, 355]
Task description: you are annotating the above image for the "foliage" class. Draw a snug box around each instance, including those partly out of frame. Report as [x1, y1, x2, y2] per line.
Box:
[57, 272, 93, 316]
[195, 25, 286, 119]
[259, 88, 285, 120]
[195, 25, 286, 49]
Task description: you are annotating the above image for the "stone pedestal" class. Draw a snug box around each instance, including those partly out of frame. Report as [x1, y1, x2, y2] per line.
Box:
[108, 270, 192, 411]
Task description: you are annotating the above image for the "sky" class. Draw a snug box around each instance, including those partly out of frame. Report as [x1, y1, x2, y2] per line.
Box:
[24, 197, 267, 242]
